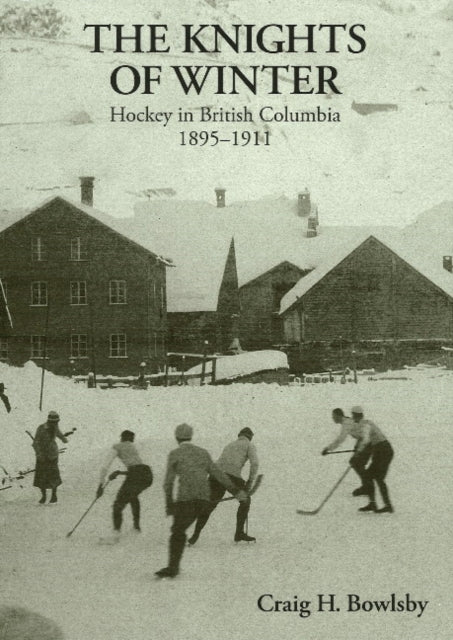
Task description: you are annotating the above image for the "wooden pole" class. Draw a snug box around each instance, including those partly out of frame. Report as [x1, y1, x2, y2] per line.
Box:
[351, 346, 358, 384]
[39, 300, 50, 411]
[164, 357, 169, 387]
[180, 355, 187, 385]
[0, 278, 13, 328]
[200, 340, 208, 386]
[88, 299, 97, 388]
[212, 358, 217, 385]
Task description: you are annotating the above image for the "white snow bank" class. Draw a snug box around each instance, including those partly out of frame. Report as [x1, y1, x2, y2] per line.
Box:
[186, 350, 289, 381]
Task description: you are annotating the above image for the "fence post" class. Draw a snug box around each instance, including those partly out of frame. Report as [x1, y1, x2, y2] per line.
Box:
[352, 347, 358, 384]
[200, 340, 208, 386]
[164, 356, 169, 387]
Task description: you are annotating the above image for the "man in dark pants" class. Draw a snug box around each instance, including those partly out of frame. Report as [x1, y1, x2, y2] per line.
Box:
[351, 409, 394, 513]
[96, 430, 153, 541]
[188, 426, 259, 545]
[322, 407, 372, 496]
[155, 423, 248, 579]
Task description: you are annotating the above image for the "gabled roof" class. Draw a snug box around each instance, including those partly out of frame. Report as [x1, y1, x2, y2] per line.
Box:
[0, 195, 170, 265]
[280, 232, 453, 315]
[118, 196, 391, 313]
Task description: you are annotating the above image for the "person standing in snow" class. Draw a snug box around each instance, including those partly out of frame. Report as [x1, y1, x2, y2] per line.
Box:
[0, 383, 11, 413]
[96, 430, 153, 540]
[188, 426, 259, 545]
[350, 407, 394, 513]
[155, 423, 248, 579]
[135, 362, 148, 389]
[32, 411, 68, 504]
[322, 407, 373, 496]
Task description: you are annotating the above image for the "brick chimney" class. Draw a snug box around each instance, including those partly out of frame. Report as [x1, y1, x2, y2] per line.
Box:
[80, 176, 95, 207]
[306, 204, 319, 238]
[297, 188, 311, 217]
[443, 256, 453, 272]
[215, 187, 226, 208]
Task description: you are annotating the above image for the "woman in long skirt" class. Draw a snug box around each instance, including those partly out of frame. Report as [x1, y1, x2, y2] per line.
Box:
[33, 411, 68, 504]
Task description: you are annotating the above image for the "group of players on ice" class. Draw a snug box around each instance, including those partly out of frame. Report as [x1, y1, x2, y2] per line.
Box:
[31, 404, 393, 579]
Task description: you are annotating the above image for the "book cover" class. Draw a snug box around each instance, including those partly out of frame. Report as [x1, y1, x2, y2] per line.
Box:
[0, 1, 452, 639]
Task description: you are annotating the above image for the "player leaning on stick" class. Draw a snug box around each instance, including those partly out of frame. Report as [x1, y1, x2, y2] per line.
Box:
[322, 408, 372, 497]
[96, 430, 153, 541]
[188, 426, 259, 545]
[323, 406, 394, 513]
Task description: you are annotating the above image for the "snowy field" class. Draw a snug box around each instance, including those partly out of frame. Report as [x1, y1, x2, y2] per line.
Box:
[1, 361, 452, 640]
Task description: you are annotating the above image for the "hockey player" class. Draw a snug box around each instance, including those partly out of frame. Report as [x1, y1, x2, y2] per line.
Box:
[322, 407, 372, 496]
[155, 423, 248, 579]
[0, 383, 11, 413]
[96, 430, 153, 540]
[350, 407, 394, 513]
[188, 426, 259, 545]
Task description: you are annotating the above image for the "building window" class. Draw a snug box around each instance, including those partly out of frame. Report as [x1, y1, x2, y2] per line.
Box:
[0, 337, 8, 359]
[71, 334, 88, 358]
[110, 334, 127, 357]
[31, 281, 48, 306]
[31, 335, 46, 358]
[70, 281, 87, 305]
[70, 237, 88, 261]
[109, 280, 127, 304]
[31, 237, 46, 261]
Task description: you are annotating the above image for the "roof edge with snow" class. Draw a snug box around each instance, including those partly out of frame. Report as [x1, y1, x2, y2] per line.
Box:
[280, 234, 453, 315]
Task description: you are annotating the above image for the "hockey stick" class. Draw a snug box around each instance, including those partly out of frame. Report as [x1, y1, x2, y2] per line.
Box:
[296, 467, 351, 515]
[66, 479, 111, 538]
[216, 474, 263, 503]
[325, 449, 355, 455]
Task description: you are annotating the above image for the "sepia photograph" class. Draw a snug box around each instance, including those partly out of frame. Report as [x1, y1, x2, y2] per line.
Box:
[0, 1, 452, 638]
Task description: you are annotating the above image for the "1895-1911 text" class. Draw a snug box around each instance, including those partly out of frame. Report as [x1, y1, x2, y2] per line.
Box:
[179, 130, 270, 146]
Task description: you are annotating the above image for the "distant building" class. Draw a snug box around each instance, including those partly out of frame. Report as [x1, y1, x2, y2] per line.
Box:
[238, 261, 309, 350]
[120, 188, 336, 353]
[0, 178, 169, 375]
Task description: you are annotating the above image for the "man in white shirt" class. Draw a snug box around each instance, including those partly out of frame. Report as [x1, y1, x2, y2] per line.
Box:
[96, 430, 153, 537]
[323, 407, 394, 513]
[188, 427, 259, 545]
[322, 407, 372, 496]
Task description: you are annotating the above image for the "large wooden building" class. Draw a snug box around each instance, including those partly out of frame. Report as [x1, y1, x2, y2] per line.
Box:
[0, 180, 168, 376]
[280, 235, 453, 370]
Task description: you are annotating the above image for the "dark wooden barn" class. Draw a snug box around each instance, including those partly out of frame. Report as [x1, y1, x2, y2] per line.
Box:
[280, 235, 453, 371]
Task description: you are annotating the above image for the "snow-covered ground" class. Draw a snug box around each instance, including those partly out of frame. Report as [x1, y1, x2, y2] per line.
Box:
[1, 361, 451, 639]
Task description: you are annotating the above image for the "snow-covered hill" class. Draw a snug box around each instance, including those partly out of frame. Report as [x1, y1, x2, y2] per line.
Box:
[0, 0, 452, 226]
